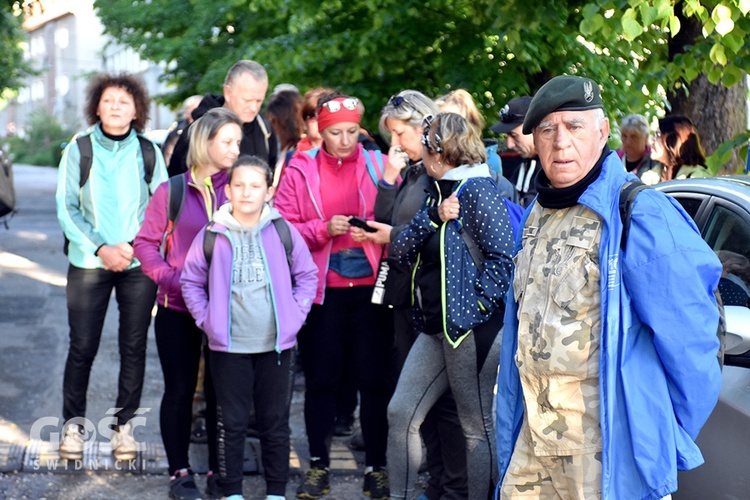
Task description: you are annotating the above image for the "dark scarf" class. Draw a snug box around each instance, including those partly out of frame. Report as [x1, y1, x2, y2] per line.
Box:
[535, 146, 609, 209]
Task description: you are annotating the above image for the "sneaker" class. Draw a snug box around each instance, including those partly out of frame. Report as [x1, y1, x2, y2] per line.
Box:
[111, 422, 138, 461]
[333, 414, 354, 437]
[169, 470, 203, 500]
[296, 463, 330, 499]
[205, 471, 223, 499]
[363, 467, 389, 500]
[59, 423, 84, 460]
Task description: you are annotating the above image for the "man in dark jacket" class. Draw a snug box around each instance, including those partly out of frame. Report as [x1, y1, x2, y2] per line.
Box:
[491, 96, 540, 206]
[168, 60, 279, 177]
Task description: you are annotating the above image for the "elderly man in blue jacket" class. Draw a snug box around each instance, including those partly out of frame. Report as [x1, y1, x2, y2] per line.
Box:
[495, 75, 723, 499]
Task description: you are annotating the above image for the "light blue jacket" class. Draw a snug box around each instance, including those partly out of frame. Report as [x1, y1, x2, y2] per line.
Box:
[56, 124, 167, 269]
[495, 151, 722, 499]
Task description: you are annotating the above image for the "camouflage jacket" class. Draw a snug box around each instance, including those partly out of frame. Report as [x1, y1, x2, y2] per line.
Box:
[496, 151, 723, 499]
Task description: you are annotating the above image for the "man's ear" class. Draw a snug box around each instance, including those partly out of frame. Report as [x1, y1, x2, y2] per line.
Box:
[600, 118, 611, 143]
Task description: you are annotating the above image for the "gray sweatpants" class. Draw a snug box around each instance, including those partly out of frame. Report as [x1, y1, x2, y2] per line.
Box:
[387, 330, 501, 500]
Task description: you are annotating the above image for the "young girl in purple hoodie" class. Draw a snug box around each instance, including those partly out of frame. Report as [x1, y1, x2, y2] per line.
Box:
[181, 155, 318, 500]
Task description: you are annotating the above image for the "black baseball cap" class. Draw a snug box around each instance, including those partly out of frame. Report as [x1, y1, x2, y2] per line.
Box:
[490, 96, 532, 134]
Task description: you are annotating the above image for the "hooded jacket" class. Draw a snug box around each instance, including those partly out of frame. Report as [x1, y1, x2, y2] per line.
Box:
[390, 163, 514, 347]
[56, 123, 167, 270]
[274, 144, 385, 304]
[180, 203, 318, 353]
[495, 151, 723, 499]
[134, 169, 229, 312]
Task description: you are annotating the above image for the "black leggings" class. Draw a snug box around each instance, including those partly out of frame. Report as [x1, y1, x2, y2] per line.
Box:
[154, 306, 217, 473]
[298, 286, 392, 467]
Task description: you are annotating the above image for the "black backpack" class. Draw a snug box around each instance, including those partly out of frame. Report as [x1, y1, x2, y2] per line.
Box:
[0, 148, 15, 227]
[161, 175, 295, 284]
[63, 134, 156, 254]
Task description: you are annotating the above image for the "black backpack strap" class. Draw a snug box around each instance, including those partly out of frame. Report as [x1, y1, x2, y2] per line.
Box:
[203, 222, 217, 271]
[272, 218, 296, 286]
[460, 228, 485, 273]
[619, 180, 651, 251]
[137, 135, 156, 187]
[167, 175, 186, 227]
[75, 135, 93, 188]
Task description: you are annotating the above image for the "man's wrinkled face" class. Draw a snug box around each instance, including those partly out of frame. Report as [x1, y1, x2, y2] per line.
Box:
[533, 109, 609, 188]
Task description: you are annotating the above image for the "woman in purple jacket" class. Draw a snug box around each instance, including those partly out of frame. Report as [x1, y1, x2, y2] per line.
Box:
[181, 155, 318, 500]
[133, 107, 242, 500]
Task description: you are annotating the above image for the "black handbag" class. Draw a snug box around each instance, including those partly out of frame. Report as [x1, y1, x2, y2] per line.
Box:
[371, 254, 412, 309]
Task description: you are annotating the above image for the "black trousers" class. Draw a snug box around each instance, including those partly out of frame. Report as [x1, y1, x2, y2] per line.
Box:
[154, 306, 218, 473]
[299, 286, 392, 467]
[209, 349, 294, 497]
[62, 265, 156, 426]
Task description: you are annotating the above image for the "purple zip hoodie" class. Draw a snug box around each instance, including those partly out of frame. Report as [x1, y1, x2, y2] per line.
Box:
[180, 203, 318, 353]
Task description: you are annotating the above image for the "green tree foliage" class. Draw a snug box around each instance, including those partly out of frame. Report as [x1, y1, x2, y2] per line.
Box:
[0, 4, 35, 95]
[95, 0, 748, 165]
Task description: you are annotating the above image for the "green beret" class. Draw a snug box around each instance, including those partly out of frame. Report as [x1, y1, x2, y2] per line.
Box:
[522, 75, 603, 134]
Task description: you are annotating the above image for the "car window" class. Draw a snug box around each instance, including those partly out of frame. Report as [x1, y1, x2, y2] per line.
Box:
[703, 204, 750, 260]
[673, 196, 704, 220]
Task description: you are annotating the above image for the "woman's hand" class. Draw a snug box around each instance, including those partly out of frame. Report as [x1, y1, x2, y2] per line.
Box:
[327, 215, 351, 237]
[384, 145, 408, 185]
[350, 220, 393, 245]
[438, 192, 460, 222]
[98, 242, 134, 272]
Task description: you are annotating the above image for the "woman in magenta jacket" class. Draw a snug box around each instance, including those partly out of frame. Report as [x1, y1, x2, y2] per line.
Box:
[274, 93, 392, 499]
[133, 107, 242, 500]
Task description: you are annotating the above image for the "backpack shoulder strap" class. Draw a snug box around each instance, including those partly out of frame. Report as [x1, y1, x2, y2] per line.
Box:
[75, 135, 93, 188]
[272, 218, 294, 272]
[203, 222, 217, 270]
[460, 228, 485, 273]
[257, 115, 271, 157]
[619, 180, 651, 251]
[167, 175, 186, 227]
[137, 135, 156, 187]
[363, 149, 384, 186]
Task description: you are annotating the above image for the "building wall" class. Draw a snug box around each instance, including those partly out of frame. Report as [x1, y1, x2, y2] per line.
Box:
[1, 0, 175, 140]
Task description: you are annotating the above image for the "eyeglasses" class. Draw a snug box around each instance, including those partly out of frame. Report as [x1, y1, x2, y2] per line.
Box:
[320, 97, 359, 113]
[303, 110, 317, 120]
[421, 114, 443, 153]
[388, 95, 412, 109]
[499, 104, 524, 124]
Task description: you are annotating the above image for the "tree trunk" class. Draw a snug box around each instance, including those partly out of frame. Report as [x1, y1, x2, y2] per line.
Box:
[667, 3, 747, 174]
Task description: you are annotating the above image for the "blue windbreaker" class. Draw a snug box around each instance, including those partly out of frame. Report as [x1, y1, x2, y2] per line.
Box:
[495, 151, 722, 499]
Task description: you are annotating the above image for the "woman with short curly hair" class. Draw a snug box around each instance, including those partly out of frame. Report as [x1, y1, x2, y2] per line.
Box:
[56, 71, 167, 464]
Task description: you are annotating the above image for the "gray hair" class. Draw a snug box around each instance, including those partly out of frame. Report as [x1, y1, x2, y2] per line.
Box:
[619, 114, 649, 138]
[379, 90, 438, 136]
[717, 250, 750, 285]
[224, 60, 268, 86]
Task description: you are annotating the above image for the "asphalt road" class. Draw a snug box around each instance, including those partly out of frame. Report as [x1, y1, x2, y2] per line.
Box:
[0, 165, 394, 499]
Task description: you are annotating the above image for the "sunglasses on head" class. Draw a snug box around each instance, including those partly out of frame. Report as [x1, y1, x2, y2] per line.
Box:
[420, 114, 443, 153]
[320, 97, 359, 113]
[388, 95, 412, 109]
[499, 104, 524, 124]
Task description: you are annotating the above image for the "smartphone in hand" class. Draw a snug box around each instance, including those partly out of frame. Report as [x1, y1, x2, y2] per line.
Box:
[349, 216, 377, 233]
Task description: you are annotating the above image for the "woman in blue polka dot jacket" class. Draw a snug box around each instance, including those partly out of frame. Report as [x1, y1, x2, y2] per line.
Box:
[385, 112, 514, 500]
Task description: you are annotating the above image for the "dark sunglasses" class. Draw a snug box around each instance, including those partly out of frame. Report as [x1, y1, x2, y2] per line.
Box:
[499, 104, 524, 124]
[303, 110, 317, 120]
[420, 114, 443, 153]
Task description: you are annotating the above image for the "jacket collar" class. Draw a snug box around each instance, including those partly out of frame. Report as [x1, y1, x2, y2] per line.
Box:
[441, 163, 491, 181]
